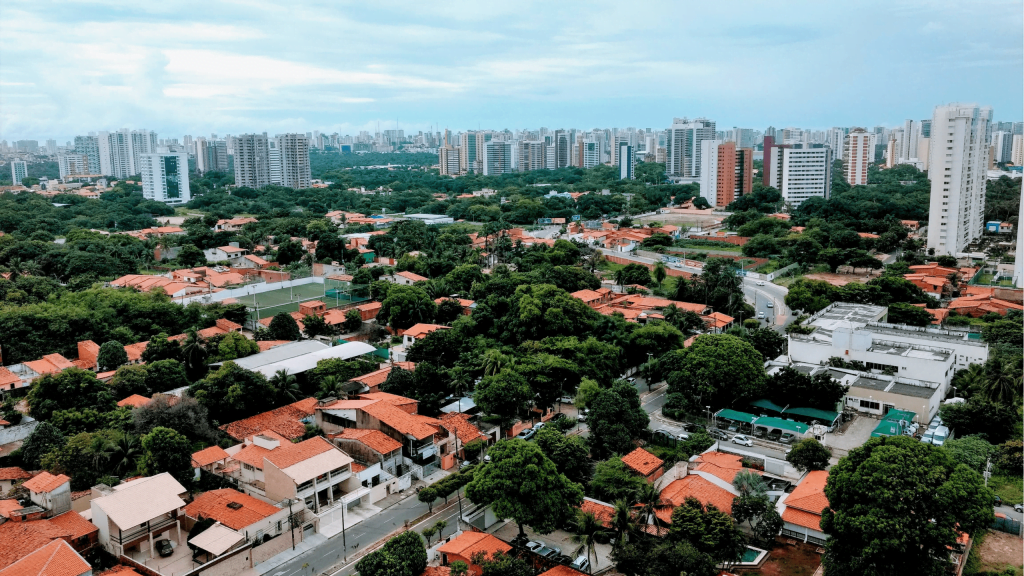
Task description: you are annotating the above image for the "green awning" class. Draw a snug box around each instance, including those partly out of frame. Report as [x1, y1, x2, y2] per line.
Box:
[751, 417, 809, 434]
[750, 399, 786, 414]
[882, 408, 917, 424]
[871, 420, 903, 437]
[784, 407, 840, 423]
[716, 409, 757, 423]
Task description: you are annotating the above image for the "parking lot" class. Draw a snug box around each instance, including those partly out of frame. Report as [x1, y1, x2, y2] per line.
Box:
[491, 521, 614, 573]
[822, 414, 877, 454]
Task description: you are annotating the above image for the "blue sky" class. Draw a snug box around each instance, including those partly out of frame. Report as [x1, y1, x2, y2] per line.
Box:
[1, 0, 1021, 142]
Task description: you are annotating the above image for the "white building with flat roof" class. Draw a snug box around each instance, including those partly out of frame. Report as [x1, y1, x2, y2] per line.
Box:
[139, 151, 190, 204]
[767, 146, 833, 208]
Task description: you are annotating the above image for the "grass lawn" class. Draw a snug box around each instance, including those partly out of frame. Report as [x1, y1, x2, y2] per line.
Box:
[975, 273, 995, 285]
[990, 475, 1024, 505]
[673, 240, 743, 253]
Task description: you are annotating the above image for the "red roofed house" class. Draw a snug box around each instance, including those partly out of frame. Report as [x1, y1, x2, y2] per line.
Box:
[0, 539, 92, 576]
[191, 445, 231, 473]
[580, 497, 615, 528]
[621, 448, 665, 482]
[437, 531, 512, 575]
[385, 271, 429, 286]
[0, 466, 32, 494]
[655, 469, 740, 524]
[183, 488, 289, 538]
[330, 428, 405, 482]
[22, 472, 72, 517]
[776, 470, 830, 545]
[219, 398, 319, 441]
[947, 294, 1024, 318]
[116, 394, 151, 409]
[348, 362, 416, 393]
[401, 324, 449, 347]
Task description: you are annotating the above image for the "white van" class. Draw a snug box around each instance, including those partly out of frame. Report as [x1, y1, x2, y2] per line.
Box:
[931, 426, 951, 446]
[571, 556, 591, 573]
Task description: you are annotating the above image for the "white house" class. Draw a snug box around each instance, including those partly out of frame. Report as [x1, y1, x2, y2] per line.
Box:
[90, 473, 189, 560]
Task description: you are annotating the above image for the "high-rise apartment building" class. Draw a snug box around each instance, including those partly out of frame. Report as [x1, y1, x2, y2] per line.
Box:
[139, 151, 190, 204]
[268, 139, 282, 184]
[665, 117, 716, 179]
[234, 133, 271, 189]
[58, 154, 90, 179]
[991, 131, 1014, 163]
[767, 147, 833, 209]
[618, 143, 635, 180]
[843, 128, 873, 186]
[439, 146, 461, 176]
[927, 104, 992, 256]
[580, 139, 601, 169]
[10, 160, 28, 184]
[1012, 135, 1024, 166]
[518, 141, 547, 172]
[554, 130, 570, 169]
[130, 130, 158, 174]
[459, 131, 490, 173]
[98, 130, 135, 178]
[483, 141, 513, 176]
[700, 141, 752, 207]
[275, 134, 311, 189]
[828, 128, 847, 161]
[206, 140, 229, 173]
[73, 136, 101, 175]
[761, 136, 790, 187]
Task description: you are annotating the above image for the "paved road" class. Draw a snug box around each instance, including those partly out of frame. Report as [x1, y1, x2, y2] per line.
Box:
[741, 277, 794, 333]
[271, 492, 466, 576]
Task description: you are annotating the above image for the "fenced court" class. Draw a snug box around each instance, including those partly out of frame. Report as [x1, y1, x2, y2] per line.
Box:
[237, 279, 370, 325]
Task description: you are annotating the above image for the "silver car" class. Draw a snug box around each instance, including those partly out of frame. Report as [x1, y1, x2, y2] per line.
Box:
[732, 434, 754, 447]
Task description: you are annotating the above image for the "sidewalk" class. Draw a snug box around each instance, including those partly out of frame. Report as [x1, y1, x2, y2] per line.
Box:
[253, 533, 328, 575]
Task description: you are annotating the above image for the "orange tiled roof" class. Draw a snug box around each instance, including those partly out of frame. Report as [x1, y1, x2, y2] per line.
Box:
[0, 538, 90, 576]
[539, 567, 588, 576]
[396, 271, 429, 282]
[580, 498, 614, 528]
[263, 436, 336, 470]
[332, 428, 402, 454]
[785, 470, 829, 516]
[0, 500, 23, 519]
[403, 323, 449, 339]
[782, 507, 824, 532]
[0, 467, 31, 481]
[0, 367, 20, 388]
[621, 448, 663, 477]
[359, 400, 439, 440]
[257, 340, 293, 352]
[439, 413, 486, 445]
[123, 342, 148, 363]
[358, 392, 418, 408]
[437, 531, 511, 562]
[97, 565, 145, 576]
[116, 394, 151, 409]
[184, 489, 281, 531]
[220, 398, 318, 441]
[191, 445, 230, 467]
[46, 511, 99, 540]
[694, 451, 752, 484]
[657, 475, 736, 521]
[22, 472, 69, 494]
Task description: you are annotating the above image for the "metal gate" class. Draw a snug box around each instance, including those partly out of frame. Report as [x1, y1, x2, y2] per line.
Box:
[992, 515, 1021, 536]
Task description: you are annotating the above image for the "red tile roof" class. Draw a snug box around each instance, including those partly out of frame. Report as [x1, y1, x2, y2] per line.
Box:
[580, 498, 614, 528]
[403, 323, 449, 339]
[97, 566, 145, 576]
[782, 470, 829, 531]
[220, 398, 318, 441]
[332, 428, 402, 454]
[359, 400, 439, 440]
[257, 340, 293, 352]
[183, 489, 282, 531]
[657, 475, 737, 522]
[396, 271, 429, 282]
[191, 445, 231, 467]
[351, 363, 415, 388]
[22, 472, 69, 494]
[46, 511, 99, 540]
[539, 567, 588, 576]
[693, 451, 751, 484]
[264, 436, 337, 470]
[621, 448, 663, 477]
[0, 467, 31, 481]
[437, 531, 511, 563]
[439, 413, 486, 445]
[116, 394, 151, 409]
[0, 500, 23, 518]
[0, 539, 90, 576]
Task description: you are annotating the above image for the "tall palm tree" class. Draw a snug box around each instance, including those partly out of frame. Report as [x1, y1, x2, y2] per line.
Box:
[609, 498, 638, 545]
[635, 482, 666, 531]
[570, 510, 603, 574]
[982, 356, 1020, 405]
[662, 303, 683, 328]
[316, 375, 340, 399]
[733, 469, 768, 498]
[955, 363, 986, 397]
[89, 435, 116, 471]
[653, 261, 667, 286]
[481, 350, 511, 377]
[271, 370, 301, 403]
[108, 432, 143, 477]
[180, 328, 207, 375]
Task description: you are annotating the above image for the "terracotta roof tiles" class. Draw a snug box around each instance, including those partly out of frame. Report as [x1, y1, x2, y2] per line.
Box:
[46, 511, 99, 540]
[0, 467, 31, 481]
[191, 445, 231, 467]
[183, 489, 282, 531]
[437, 531, 511, 563]
[332, 429, 402, 454]
[116, 394, 151, 409]
[657, 475, 736, 522]
[0, 539, 90, 576]
[22, 472, 69, 494]
[220, 398, 318, 441]
[621, 448, 663, 477]
[693, 451, 752, 484]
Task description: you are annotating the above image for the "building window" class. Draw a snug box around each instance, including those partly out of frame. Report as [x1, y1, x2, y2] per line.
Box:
[859, 400, 880, 411]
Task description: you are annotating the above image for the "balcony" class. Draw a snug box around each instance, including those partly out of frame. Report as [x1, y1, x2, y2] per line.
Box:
[111, 515, 179, 545]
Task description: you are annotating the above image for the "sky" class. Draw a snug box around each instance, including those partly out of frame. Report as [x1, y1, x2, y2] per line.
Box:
[1, 0, 1021, 142]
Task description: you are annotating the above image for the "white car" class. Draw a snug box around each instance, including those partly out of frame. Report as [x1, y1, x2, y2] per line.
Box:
[732, 434, 754, 447]
[526, 541, 544, 553]
[756, 280, 766, 286]
[533, 421, 545, 430]
[757, 312, 766, 319]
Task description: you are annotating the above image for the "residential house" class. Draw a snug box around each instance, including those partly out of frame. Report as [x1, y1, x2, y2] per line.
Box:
[183, 489, 290, 542]
[0, 539, 92, 576]
[434, 297, 476, 315]
[655, 469, 739, 524]
[401, 324, 448, 348]
[204, 245, 249, 265]
[220, 398, 319, 442]
[436, 413, 488, 464]
[238, 254, 271, 270]
[621, 448, 665, 482]
[214, 217, 258, 232]
[776, 470, 829, 545]
[90, 473, 189, 560]
[191, 445, 231, 476]
[437, 531, 512, 576]
[383, 271, 429, 285]
[348, 362, 416, 394]
[947, 294, 1023, 318]
[23, 472, 73, 517]
[0, 466, 31, 493]
[329, 428, 408, 501]
[116, 395, 151, 409]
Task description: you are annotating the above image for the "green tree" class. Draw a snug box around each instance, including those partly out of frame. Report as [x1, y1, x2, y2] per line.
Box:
[652, 261, 667, 285]
[668, 497, 746, 564]
[377, 285, 437, 330]
[301, 314, 332, 339]
[942, 435, 995, 474]
[418, 486, 437, 513]
[821, 436, 994, 576]
[475, 551, 533, 576]
[97, 340, 129, 372]
[28, 368, 116, 422]
[473, 370, 533, 431]
[615, 263, 652, 287]
[587, 381, 650, 458]
[465, 439, 584, 537]
[626, 322, 684, 365]
[574, 377, 601, 410]
[590, 457, 648, 503]
[342, 309, 363, 333]
[215, 332, 260, 361]
[742, 327, 786, 361]
[141, 332, 181, 364]
[269, 369, 302, 403]
[140, 426, 194, 487]
[535, 425, 592, 485]
[109, 364, 151, 400]
[939, 396, 1018, 444]
[767, 367, 848, 412]
[886, 302, 934, 326]
[268, 313, 301, 341]
[570, 510, 604, 572]
[665, 334, 766, 413]
[144, 359, 190, 394]
[108, 431, 143, 477]
[354, 530, 427, 576]
[180, 327, 208, 380]
[188, 362, 278, 424]
[786, 438, 833, 472]
[177, 244, 207, 268]
[17, 421, 65, 469]
[41, 430, 120, 490]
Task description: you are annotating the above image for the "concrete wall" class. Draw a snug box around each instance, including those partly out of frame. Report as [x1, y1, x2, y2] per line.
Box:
[263, 462, 295, 505]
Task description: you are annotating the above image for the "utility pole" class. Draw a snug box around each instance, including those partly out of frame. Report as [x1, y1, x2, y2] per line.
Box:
[287, 499, 295, 550]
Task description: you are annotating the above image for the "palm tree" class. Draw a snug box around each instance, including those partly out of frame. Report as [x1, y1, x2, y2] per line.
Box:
[570, 510, 603, 574]
[481, 350, 511, 376]
[180, 328, 207, 375]
[982, 356, 1019, 405]
[426, 279, 453, 299]
[271, 370, 301, 403]
[635, 482, 666, 531]
[733, 469, 768, 498]
[609, 498, 638, 545]
[653, 261, 667, 286]
[316, 375, 341, 399]
[662, 303, 683, 327]
[956, 363, 986, 397]
[108, 432, 143, 477]
[89, 435, 115, 471]
[614, 268, 626, 288]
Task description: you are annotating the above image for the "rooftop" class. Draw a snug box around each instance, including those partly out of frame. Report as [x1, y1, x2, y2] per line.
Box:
[191, 445, 231, 467]
[332, 428, 403, 454]
[621, 447, 663, 477]
[92, 473, 187, 529]
[220, 398, 318, 441]
[437, 531, 511, 562]
[806, 302, 887, 331]
[183, 489, 282, 531]
[658, 474, 737, 521]
[850, 375, 939, 399]
[0, 539, 90, 576]
[781, 470, 829, 531]
[22, 472, 69, 494]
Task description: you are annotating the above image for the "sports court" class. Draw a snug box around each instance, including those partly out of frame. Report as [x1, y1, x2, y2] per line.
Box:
[234, 278, 370, 322]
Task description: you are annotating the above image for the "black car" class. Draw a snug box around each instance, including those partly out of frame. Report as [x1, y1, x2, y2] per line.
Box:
[709, 429, 729, 441]
[155, 539, 174, 558]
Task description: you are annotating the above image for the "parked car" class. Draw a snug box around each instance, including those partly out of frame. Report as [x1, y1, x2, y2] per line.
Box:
[767, 429, 783, 442]
[653, 429, 676, 443]
[1014, 504, 1023, 513]
[753, 427, 767, 439]
[681, 422, 703, 432]
[709, 429, 729, 441]
[516, 428, 536, 441]
[779, 433, 796, 444]
[526, 541, 544, 552]
[556, 555, 574, 565]
[536, 545, 561, 559]
[676, 431, 690, 441]
[550, 412, 568, 423]
[155, 540, 174, 558]
[757, 312, 766, 319]
[994, 495, 1002, 506]
[732, 434, 754, 447]
[558, 396, 574, 404]
[571, 556, 592, 573]
[533, 421, 545, 430]
[766, 302, 774, 308]
[577, 409, 589, 422]
[756, 280, 766, 286]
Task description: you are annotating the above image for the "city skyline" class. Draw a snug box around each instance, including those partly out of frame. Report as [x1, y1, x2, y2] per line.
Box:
[1, 0, 1021, 142]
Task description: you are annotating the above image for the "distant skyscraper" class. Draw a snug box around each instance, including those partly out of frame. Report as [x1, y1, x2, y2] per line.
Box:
[767, 147, 833, 209]
[554, 130, 570, 169]
[207, 140, 229, 173]
[73, 136, 101, 175]
[234, 133, 271, 189]
[828, 128, 846, 161]
[581, 139, 601, 169]
[618, 143, 635, 180]
[130, 130, 158, 174]
[275, 133, 311, 189]
[98, 130, 134, 178]
[1012, 135, 1024, 166]
[14, 140, 38, 153]
[267, 139, 282, 184]
[483, 141, 513, 176]
[665, 117, 716, 178]
[439, 145, 461, 176]
[11, 160, 28, 184]
[992, 131, 1014, 163]
[459, 131, 490, 173]
[927, 104, 992, 256]
[701, 141, 752, 207]
[140, 151, 190, 203]
[843, 128, 873, 186]
[518, 141, 546, 172]
[45, 139, 57, 154]
[58, 154, 89, 179]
